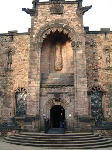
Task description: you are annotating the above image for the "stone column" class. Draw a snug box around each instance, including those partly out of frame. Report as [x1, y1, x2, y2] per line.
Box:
[72, 36, 89, 117]
[27, 41, 41, 131]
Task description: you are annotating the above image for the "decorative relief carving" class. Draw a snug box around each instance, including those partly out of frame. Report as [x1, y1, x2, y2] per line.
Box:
[103, 46, 111, 68]
[77, 0, 92, 15]
[85, 39, 97, 48]
[0, 36, 12, 43]
[50, 2, 64, 14]
[45, 93, 70, 111]
[36, 21, 77, 46]
[106, 53, 110, 67]
[22, 8, 36, 16]
[71, 41, 82, 49]
[41, 87, 74, 95]
[55, 43, 63, 71]
[77, 5, 92, 15]
[7, 50, 12, 71]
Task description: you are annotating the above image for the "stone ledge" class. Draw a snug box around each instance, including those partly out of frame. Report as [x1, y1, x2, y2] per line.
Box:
[0, 32, 30, 36]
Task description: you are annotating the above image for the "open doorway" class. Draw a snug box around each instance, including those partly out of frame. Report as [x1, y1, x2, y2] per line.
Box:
[50, 105, 65, 128]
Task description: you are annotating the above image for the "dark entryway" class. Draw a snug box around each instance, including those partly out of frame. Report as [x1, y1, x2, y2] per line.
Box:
[50, 105, 65, 128]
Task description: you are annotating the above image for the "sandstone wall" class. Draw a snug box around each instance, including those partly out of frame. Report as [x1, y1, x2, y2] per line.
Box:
[0, 34, 13, 120]
[85, 31, 112, 118]
[33, 3, 83, 36]
[0, 2, 112, 127]
[0, 32, 30, 120]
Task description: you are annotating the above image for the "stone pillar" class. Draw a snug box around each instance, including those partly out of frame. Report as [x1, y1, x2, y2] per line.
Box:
[27, 42, 41, 131]
[72, 36, 89, 117]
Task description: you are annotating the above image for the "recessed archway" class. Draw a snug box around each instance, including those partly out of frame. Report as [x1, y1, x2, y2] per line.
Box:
[40, 30, 74, 73]
[50, 105, 65, 128]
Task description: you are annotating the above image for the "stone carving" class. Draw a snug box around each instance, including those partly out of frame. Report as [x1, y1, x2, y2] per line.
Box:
[7, 50, 12, 70]
[15, 88, 27, 117]
[0, 36, 12, 43]
[78, 5, 92, 15]
[103, 46, 111, 67]
[36, 21, 76, 47]
[85, 39, 97, 48]
[54, 93, 61, 102]
[55, 42, 63, 71]
[90, 89, 103, 127]
[50, 3, 64, 14]
[71, 41, 82, 49]
[106, 52, 110, 67]
[77, 0, 92, 15]
[22, 8, 36, 16]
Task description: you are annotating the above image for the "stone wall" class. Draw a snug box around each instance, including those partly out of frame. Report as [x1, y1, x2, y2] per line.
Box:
[0, 32, 30, 120]
[0, 1, 112, 132]
[0, 35, 10, 120]
[85, 30, 112, 119]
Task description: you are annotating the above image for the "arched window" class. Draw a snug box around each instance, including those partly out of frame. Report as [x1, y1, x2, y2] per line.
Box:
[15, 88, 27, 117]
[90, 87, 103, 126]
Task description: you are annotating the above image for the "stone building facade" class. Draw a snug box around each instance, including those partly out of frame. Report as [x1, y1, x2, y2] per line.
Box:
[0, 0, 112, 132]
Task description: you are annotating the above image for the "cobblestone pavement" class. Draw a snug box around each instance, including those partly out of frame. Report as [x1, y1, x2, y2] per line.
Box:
[0, 137, 112, 150]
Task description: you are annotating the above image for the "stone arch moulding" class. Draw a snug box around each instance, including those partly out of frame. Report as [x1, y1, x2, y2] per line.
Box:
[43, 94, 70, 115]
[88, 85, 106, 95]
[35, 20, 81, 50]
[15, 87, 27, 94]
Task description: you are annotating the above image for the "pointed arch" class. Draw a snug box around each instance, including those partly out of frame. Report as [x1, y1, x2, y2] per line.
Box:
[35, 19, 80, 50]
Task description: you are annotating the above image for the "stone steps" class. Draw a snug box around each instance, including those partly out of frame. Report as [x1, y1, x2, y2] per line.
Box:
[5, 140, 112, 149]
[5, 137, 109, 144]
[4, 132, 112, 149]
[6, 135, 104, 141]
[20, 131, 93, 135]
[8, 135, 103, 140]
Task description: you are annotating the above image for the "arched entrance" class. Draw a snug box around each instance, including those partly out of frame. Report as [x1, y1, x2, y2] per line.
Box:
[50, 105, 65, 128]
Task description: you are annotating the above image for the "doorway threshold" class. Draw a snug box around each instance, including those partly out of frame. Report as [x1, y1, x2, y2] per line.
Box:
[47, 128, 65, 134]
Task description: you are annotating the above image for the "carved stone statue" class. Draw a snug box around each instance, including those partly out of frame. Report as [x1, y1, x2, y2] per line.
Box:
[7, 50, 12, 70]
[106, 52, 110, 67]
[55, 42, 63, 71]
[50, 2, 64, 14]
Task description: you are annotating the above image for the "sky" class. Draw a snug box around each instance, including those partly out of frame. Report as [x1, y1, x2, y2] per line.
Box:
[0, 0, 112, 33]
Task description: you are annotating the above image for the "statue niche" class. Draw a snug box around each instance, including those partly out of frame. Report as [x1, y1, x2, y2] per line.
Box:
[55, 42, 63, 71]
[7, 50, 12, 71]
[40, 31, 74, 73]
[15, 88, 27, 117]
